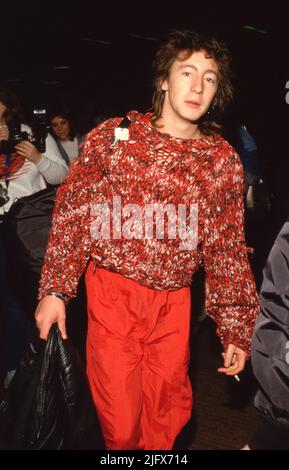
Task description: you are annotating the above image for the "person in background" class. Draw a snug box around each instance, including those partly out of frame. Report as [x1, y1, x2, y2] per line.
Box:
[236, 124, 261, 195]
[0, 87, 68, 388]
[0, 90, 68, 215]
[35, 30, 259, 450]
[242, 219, 289, 450]
[224, 116, 270, 289]
[49, 108, 84, 166]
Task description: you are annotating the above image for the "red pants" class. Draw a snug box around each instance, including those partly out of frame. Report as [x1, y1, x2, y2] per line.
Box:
[85, 263, 192, 450]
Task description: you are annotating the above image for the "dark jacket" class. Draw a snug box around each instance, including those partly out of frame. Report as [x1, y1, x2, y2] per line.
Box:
[252, 220, 289, 430]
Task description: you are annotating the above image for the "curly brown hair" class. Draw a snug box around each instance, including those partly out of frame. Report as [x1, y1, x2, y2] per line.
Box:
[152, 30, 234, 135]
[0, 87, 22, 124]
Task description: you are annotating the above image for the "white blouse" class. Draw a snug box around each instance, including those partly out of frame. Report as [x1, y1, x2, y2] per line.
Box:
[60, 137, 79, 164]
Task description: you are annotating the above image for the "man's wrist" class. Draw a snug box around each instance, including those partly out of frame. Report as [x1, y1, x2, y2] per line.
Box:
[46, 290, 69, 303]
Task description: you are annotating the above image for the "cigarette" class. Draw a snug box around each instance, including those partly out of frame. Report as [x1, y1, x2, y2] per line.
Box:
[234, 374, 240, 382]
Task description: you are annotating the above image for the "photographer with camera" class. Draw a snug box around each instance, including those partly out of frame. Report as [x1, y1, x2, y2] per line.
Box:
[0, 89, 68, 214]
[0, 87, 68, 390]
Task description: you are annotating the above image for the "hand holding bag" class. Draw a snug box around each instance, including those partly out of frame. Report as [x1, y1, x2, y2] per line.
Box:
[0, 325, 104, 450]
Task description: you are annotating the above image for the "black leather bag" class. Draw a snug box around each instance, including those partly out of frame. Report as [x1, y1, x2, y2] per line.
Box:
[6, 186, 57, 274]
[0, 325, 104, 450]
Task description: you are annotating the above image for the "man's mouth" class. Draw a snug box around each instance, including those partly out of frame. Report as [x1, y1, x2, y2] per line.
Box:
[184, 100, 201, 108]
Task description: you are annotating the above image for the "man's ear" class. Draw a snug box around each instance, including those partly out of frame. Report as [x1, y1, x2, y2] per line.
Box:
[161, 80, 168, 92]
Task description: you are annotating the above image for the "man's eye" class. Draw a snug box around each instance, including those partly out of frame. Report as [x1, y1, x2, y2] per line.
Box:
[183, 71, 192, 77]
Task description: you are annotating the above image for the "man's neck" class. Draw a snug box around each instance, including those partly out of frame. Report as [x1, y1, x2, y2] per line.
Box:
[156, 112, 200, 140]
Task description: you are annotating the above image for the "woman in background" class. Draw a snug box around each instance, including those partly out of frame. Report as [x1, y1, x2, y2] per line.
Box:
[0, 87, 68, 388]
[49, 108, 84, 166]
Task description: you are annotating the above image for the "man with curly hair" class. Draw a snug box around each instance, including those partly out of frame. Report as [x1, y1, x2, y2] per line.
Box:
[35, 30, 259, 450]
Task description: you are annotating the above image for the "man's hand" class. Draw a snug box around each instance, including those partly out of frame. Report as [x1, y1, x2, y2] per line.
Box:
[217, 343, 247, 376]
[35, 295, 67, 341]
[15, 141, 42, 164]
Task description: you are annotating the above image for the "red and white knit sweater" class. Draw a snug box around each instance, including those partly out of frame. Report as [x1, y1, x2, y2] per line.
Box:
[39, 111, 259, 353]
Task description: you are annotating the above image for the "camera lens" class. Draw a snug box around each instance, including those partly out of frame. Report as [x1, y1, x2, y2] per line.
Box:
[0, 185, 9, 207]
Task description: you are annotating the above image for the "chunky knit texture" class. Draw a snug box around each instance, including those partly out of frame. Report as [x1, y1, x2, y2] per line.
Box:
[39, 111, 259, 353]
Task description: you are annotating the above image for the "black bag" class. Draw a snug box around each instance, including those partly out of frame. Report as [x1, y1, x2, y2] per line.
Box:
[6, 186, 57, 274]
[0, 325, 104, 450]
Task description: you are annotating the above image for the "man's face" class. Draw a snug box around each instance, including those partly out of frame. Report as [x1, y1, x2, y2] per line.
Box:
[50, 116, 71, 141]
[161, 49, 219, 124]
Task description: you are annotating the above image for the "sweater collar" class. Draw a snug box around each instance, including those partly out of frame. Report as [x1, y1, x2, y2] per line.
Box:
[126, 110, 223, 151]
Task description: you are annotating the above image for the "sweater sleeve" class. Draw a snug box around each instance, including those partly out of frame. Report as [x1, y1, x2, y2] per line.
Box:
[35, 133, 68, 184]
[38, 128, 103, 301]
[202, 150, 259, 355]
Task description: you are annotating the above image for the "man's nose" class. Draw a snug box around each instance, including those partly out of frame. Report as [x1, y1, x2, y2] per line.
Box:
[191, 76, 203, 94]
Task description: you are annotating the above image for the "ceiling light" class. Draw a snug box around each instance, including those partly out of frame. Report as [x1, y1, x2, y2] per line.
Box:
[243, 25, 268, 35]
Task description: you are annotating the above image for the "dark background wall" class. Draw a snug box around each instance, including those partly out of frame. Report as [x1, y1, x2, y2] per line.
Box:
[1, 0, 289, 225]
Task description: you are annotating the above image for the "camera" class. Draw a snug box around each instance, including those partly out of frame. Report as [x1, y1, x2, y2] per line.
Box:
[0, 184, 9, 207]
[30, 109, 47, 154]
[0, 109, 47, 155]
